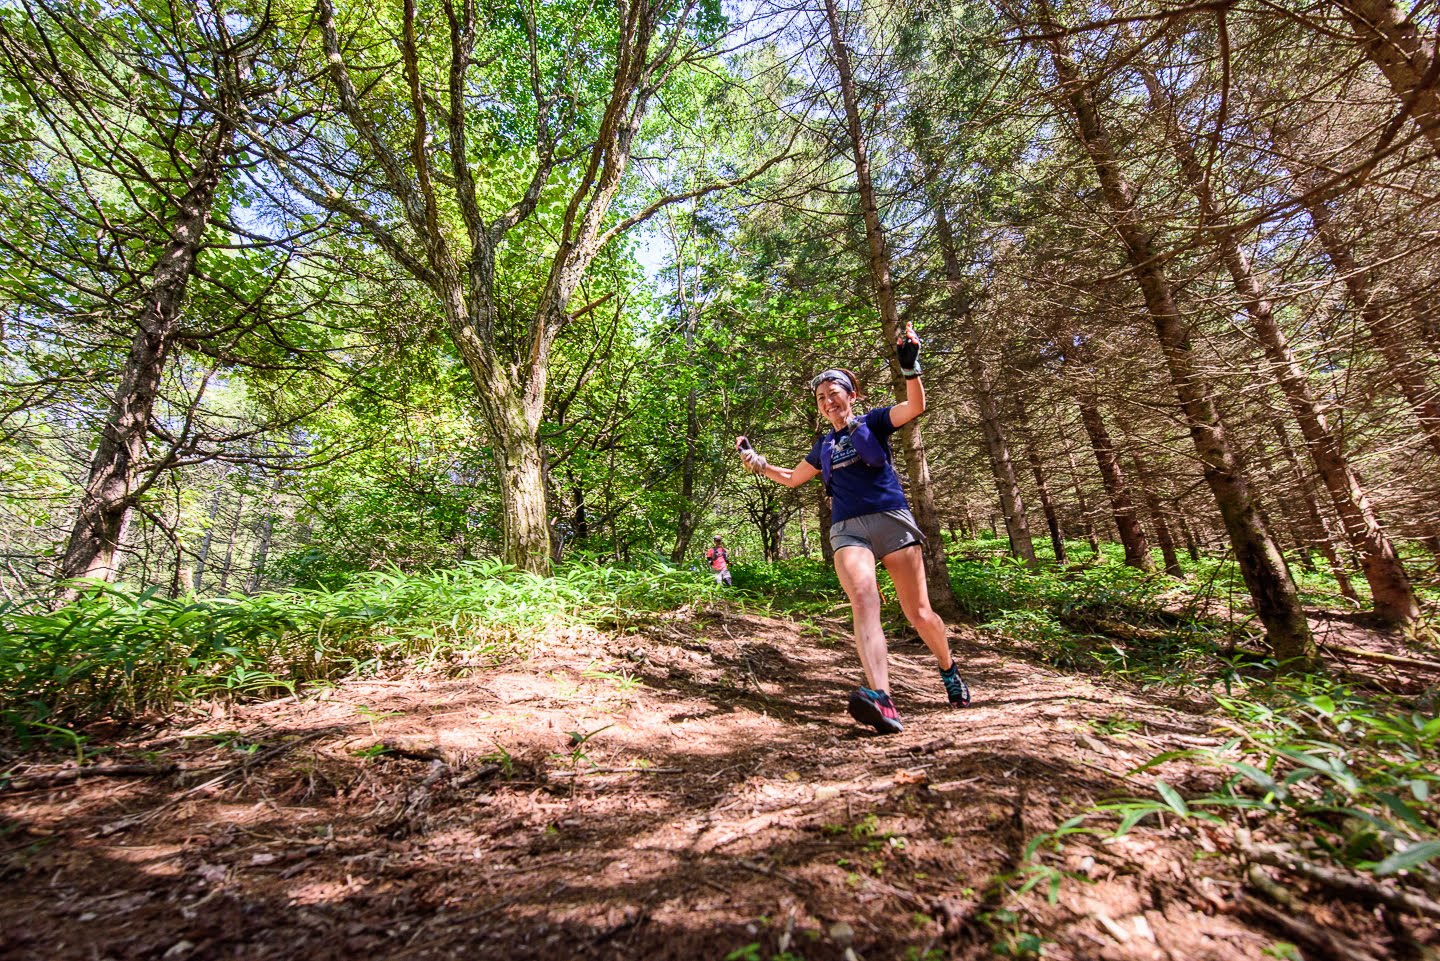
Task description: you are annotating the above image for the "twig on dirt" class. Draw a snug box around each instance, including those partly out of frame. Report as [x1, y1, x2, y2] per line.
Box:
[372, 740, 448, 763]
[1320, 643, 1440, 674]
[737, 858, 803, 887]
[1240, 841, 1440, 921]
[928, 776, 983, 793]
[3, 762, 178, 792]
[454, 763, 502, 788]
[95, 725, 348, 836]
[858, 874, 929, 911]
[1238, 895, 1383, 961]
[699, 876, 733, 897]
[546, 766, 685, 777]
[1245, 863, 1295, 908]
[904, 737, 955, 755]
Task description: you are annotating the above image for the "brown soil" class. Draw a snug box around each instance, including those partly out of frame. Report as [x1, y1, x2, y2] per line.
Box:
[1, 604, 1433, 961]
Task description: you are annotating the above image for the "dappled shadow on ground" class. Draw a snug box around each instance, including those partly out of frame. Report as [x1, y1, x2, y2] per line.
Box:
[1, 604, 1427, 960]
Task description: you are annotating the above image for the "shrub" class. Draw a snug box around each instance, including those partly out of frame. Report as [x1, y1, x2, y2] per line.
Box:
[0, 560, 719, 733]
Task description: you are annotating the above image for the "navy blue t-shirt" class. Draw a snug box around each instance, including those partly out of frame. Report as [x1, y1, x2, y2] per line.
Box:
[805, 406, 910, 523]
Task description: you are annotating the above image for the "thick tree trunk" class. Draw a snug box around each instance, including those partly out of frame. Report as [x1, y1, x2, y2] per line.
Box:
[58, 121, 233, 597]
[1335, 0, 1440, 156]
[1077, 398, 1153, 571]
[493, 409, 551, 571]
[1046, 32, 1314, 665]
[823, 0, 959, 617]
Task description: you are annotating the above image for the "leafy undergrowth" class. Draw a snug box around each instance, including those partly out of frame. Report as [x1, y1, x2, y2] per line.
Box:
[938, 538, 1440, 952]
[0, 561, 720, 736]
[1012, 676, 1440, 957]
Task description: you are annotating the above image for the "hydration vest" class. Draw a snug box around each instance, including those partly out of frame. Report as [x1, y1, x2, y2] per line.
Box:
[820, 416, 890, 494]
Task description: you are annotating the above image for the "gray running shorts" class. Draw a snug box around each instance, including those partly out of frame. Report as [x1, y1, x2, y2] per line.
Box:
[830, 508, 925, 559]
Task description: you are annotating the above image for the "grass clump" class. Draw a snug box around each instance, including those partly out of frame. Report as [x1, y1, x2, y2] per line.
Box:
[1022, 676, 1440, 915]
[729, 558, 841, 616]
[0, 560, 719, 734]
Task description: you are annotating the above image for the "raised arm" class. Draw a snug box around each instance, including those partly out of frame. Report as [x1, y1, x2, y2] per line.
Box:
[888, 321, 926, 429]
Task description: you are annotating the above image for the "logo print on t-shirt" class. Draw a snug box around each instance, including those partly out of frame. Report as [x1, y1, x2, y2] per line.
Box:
[831, 431, 860, 471]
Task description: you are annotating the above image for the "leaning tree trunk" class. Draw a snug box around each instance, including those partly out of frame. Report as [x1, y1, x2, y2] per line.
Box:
[1144, 65, 1415, 622]
[1076, 397, 1153, 571]
[1014, 397, 1067, 567]
[823, 0, 958, 615]
[1128, 450, 1182, 578]
[964, 319, 1037, 569]
[934, 208, 1038, 569]
[1270, 421, 1361, 603]
[1064, 446, 1102, 557]
[1303, 191, 1440, 462]
[58, 119, 234, 598]
[1335, 0, 1440, 157]
[1043, 26, 1315, 666]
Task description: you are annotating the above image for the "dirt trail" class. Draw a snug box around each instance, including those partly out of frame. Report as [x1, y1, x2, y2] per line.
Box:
[0, 605, 1395, 960]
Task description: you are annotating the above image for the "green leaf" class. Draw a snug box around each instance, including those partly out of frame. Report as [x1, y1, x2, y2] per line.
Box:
[1223, 761, 1278, 794]
[1374, 841, 1440, 877]
[1374, 792, 1429, 832]
[1125, 749, 1197, 776]
[1154, 779, 1190, 818]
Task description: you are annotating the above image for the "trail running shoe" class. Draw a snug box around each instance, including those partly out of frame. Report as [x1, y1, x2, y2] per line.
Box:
[940, 663, 972, 708]
[848, 687, 904, 735]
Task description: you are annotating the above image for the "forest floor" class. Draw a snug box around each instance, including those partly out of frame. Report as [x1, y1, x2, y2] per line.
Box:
[1, 602, 1433, 961]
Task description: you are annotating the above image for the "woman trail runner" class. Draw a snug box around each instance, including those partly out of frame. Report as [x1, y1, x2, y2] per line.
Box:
[705, 535, 733, 587]
[737, 323, 971, 734]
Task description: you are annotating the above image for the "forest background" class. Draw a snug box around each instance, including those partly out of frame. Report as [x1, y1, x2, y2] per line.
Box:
[1, 0, 1439, 688]
[4, 0, 1440, 957]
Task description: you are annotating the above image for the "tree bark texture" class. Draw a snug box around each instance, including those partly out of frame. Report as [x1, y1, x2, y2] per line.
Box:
[1045, 31, 1315, 665]
[1336, 0, 1440, 156]
[823, 0, 959, 617]
[59, 118, 234, 594]
[1077, 398, 1153, 571]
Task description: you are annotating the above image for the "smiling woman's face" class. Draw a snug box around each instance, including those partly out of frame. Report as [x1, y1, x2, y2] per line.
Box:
[815, 380, 854, 428]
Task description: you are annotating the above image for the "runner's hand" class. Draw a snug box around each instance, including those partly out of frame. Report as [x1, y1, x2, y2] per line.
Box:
[896, 322, 921, 378]
[736, 436, 768, 475]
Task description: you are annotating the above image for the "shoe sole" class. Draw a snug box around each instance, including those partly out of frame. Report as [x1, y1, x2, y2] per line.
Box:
[847, 690, 903, 734]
